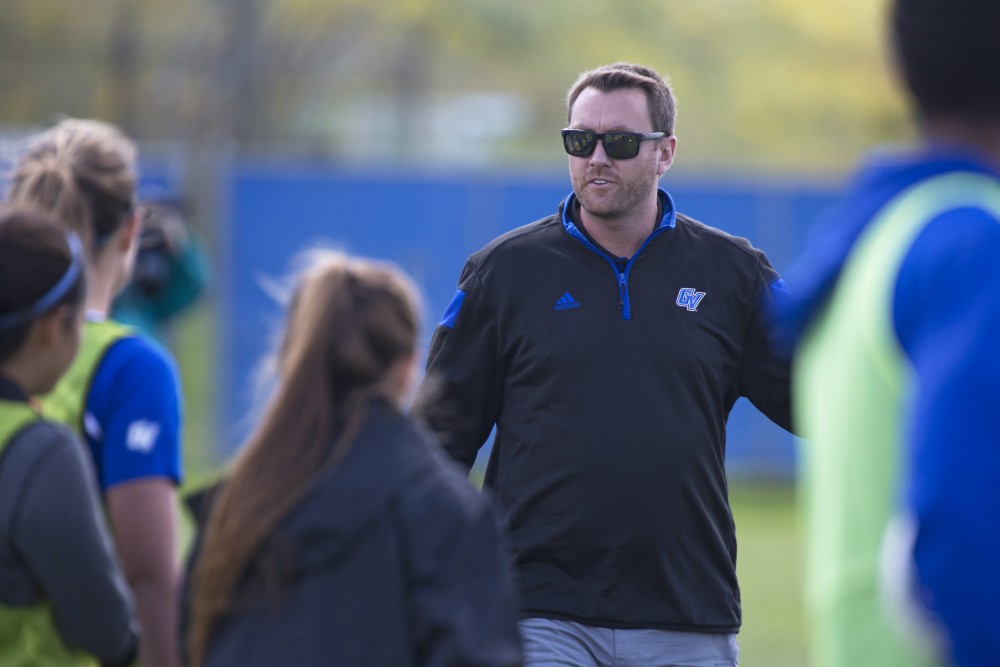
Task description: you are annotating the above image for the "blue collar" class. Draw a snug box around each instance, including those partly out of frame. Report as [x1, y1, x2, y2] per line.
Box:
[560, 187, 677, 237]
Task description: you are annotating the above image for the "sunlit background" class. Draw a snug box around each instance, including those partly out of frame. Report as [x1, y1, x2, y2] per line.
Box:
[1, 1, 905, 664]
[2, 1, 907, 169]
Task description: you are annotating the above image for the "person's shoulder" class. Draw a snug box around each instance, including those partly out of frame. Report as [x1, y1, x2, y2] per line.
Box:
[101, 331, 180, 381]
[470, 215, 562, 266]
[900, 168, 1000, 269]
[296, 406, 482, 527]
[365, 406, 464, 478]
[675, 212, 771, 268]
[400, 424, 490, 517]
[1, 420, 85, 483]
[88, 332, 182, 418]
[924, 201, 1000, 242]
[339, 402, 440, 478]
[5, 420, 76, 456]
[901, 198, 1000, 288]
[676, 213, 761, 255]
[355, 405, 486, 513]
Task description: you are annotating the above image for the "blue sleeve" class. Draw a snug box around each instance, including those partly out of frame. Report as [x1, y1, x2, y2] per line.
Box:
[893, 207, 1000, 665]
[86, 336, 184, 490]
[410, 260, 503, 470]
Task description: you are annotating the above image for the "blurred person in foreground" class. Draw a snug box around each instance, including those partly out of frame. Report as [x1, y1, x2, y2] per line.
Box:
[8, 119, 184, 667]
[412, 62, 794, 667]
[183, 249, 522, 667]
[112, 188, 210, 344]
[774, 0, 1000, 664]
[0, 208, 138, 666]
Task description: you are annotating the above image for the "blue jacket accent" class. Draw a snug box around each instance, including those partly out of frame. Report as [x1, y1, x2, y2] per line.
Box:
[559, 188, 676, 320]
[439, 289, 467, 329]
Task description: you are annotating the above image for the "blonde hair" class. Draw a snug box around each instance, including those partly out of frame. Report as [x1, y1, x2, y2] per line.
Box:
[187, 249, 421, 666]
[8, 118, 137, 255]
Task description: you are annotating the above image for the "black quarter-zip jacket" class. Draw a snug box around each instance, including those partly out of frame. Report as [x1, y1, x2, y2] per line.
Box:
[413, 189, 793, 633]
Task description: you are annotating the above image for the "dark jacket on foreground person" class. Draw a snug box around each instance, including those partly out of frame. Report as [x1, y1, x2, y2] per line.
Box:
[0, 379, 138, 667]
[183, 398, 523, 667]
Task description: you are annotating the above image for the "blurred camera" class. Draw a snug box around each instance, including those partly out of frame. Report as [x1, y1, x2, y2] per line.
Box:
[133, 203, 186, 297]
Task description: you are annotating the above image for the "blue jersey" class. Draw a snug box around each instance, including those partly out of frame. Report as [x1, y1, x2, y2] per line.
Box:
[85, 335, 183, 490]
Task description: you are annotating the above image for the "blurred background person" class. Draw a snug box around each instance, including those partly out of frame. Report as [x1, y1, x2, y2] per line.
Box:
[184, 249, 522, 667]
[8, 119, 184, 667]
[775, 0, 1000, 664]
[112, 186, 210, 345]
[0, 208, 138, 667]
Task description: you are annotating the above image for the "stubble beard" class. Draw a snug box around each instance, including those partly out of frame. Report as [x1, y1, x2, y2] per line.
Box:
[572, 160, 660, 222]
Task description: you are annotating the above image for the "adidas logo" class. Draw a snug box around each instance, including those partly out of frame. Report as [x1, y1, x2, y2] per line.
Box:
[554, 292, 580, 310]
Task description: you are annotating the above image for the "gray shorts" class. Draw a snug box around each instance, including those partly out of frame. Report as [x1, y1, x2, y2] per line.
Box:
[520, 617, 739, 667]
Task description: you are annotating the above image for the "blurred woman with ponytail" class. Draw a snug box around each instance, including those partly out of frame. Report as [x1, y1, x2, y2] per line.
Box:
[9, 119, 183, 667]
[184, 250, 522, 667]
[0, 208, 138, 666]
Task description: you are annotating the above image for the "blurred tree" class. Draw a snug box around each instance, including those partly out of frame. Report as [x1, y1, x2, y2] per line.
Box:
[0, 0, 906, 175]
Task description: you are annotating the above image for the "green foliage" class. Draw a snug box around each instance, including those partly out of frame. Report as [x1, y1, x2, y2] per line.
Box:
[731, 482, 807, 666]
[1, 0, 908, 174]
[171, 300, 220, 487]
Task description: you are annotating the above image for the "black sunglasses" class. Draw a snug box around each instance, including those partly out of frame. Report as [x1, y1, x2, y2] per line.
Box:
[561, 128, 667, 160]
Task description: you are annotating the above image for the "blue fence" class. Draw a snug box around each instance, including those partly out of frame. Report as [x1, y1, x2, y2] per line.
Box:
[218, 163, 839, 478]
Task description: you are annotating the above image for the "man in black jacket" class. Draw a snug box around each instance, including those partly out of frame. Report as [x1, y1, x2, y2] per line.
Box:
[413, 62, 793, 667]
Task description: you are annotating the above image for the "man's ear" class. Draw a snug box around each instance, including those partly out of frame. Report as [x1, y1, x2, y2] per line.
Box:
[657, 135, 678, 176]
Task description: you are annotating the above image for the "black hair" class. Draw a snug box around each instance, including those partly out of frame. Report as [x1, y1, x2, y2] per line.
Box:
[891, 0, 1000, 120]
[0, 207, 86, 364]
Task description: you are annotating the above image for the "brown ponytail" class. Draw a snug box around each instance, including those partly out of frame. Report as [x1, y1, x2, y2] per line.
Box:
[9, 118, 137, 255]
[186, 249, 421, 666]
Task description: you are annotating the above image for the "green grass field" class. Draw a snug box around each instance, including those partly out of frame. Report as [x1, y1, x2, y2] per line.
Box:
[173, 305, 808, 665]
[172, 303, 222, 488]
[730, 482, 807, 666]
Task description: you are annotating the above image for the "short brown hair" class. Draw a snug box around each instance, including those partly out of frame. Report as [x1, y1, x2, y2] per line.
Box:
[566, 62, 677, 135]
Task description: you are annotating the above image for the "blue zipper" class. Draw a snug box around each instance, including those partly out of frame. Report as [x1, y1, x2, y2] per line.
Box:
[566, 225, 669, 321]
[617, 271, 627, 314]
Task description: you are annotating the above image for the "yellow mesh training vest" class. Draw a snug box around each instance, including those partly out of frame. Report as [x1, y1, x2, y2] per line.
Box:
[40, 319, 132, 436]
[795, 172, 1000, 667]
[0, 400, 98, 667]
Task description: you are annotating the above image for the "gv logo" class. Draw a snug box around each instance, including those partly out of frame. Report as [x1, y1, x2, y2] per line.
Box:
[676, 287, 706, 312]
[126, 420, 161, 454]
